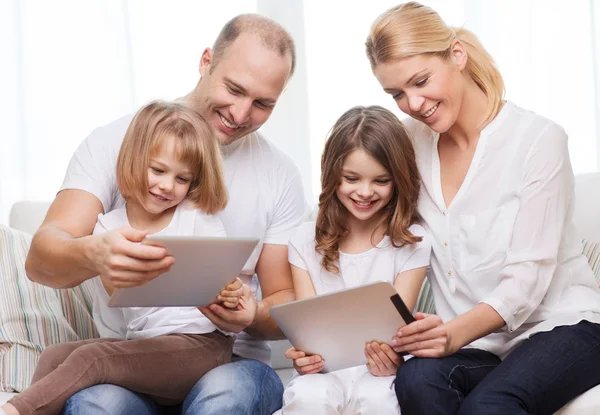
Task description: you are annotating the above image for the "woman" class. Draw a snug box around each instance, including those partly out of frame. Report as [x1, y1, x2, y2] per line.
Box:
[364, 2, 600, 414]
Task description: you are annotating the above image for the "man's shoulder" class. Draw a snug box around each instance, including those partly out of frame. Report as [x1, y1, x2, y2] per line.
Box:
[86, 113, 135, 149]
[247, 131, 299, 170]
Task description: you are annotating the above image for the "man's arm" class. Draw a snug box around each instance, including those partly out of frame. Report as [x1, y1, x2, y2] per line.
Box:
[245, 243, 295, 339]
[26, 190, 105, 288]
[26, 189, 173, 289]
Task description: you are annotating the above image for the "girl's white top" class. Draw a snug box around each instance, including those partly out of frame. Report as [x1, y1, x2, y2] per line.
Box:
[91, 204, 227, 340]
[289, 222, 431, 295]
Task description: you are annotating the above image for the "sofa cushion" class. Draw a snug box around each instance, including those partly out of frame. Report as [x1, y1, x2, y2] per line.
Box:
[0, 225, 98, 392]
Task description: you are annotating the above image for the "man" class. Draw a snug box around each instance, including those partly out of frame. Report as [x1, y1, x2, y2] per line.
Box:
[25, 14, 305, 415]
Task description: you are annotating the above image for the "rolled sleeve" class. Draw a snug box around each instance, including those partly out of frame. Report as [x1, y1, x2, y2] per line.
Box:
[481, 123, 572, 332]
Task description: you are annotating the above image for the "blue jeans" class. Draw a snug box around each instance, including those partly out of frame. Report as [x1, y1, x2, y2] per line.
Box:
[62, 357, 284, 415]
[395, 320, 600, 415]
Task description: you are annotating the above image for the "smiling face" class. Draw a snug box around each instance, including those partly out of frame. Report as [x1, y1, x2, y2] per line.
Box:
[373, 45, 467, 134]
[139, 135, 193, 216]
[335, 148, 393, 225]
[194, 33, 292, 145]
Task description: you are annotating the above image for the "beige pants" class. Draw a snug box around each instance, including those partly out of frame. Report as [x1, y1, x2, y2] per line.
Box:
[9, 331, 233, 415]
[278, 366, 400, 415]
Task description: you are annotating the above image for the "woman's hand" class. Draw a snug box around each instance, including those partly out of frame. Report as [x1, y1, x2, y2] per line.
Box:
[364, 341, 402, 377]
[392, 312, 456, 358]
[217, 277, 244, 309]
[285, 347, 324, 375]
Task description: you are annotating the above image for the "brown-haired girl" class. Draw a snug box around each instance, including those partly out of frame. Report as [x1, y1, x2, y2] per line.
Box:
[280, 105, 431, 414]
[2, 101, 245, 415]
[366, 2, 600, 414]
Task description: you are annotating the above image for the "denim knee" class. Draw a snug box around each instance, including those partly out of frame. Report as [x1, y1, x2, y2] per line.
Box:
[395, 357, 444, 404]
[183, 358, 283, 415]
[62, 384, 157, 415]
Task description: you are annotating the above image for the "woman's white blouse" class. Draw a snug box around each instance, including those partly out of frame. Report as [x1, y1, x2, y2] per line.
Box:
[405, 101, 600, 359]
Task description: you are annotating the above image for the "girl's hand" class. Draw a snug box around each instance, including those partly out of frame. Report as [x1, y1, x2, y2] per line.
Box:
[218, 277, 243, 309]
[285, 347, 324, 375]
[364, 341, 402, 377]
[199, 284, 257, 333]
[392, 312, 455, 358]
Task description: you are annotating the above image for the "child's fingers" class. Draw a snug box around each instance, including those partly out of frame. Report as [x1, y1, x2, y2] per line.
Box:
[220, 287, 243, 298]
[366, 343, 387, 373]
[226, 277, 243, 291]
[371, 342, 399, 372]
[297, 361, 324, 375]
[221, 298, 240, 309]
[295, 354, 322, 368]
[285, 347, 305, 360]
[380, 343, 402, 366]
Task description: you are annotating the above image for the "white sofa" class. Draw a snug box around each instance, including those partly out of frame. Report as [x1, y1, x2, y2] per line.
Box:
[2, 172, 600, 412]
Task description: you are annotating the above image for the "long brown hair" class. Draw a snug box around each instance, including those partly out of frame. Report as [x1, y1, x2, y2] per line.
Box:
[315, 105, 422, 274]
[117, 100, 227, 214]
[365, 1, 504, 126]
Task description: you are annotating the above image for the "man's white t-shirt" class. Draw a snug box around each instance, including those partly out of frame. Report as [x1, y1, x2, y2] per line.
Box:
[61, 113, 307, 364]
[91, 204, 227, 340]
[288, 222, 431, 296]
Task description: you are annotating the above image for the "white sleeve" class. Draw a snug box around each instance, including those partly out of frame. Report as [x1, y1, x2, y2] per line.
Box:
[288, 224, 310, 271]
[481, 123, 572, 333]
[397, 225, 432, 273]
[60, 122, 125, 213]
[263, 160, 307, 245]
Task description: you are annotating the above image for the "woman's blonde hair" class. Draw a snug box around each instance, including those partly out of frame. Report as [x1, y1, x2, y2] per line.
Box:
[117, 100, 227, 214]
[316, 105, 422, 274]
[365, 1, 504, 125]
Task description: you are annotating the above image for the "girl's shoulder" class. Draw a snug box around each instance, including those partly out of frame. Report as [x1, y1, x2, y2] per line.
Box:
[95, 207, 129, 234]
[390, 223, 431, 253]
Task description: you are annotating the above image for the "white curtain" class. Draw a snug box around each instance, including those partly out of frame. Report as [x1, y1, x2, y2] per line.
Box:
[303, 0, 599, 200]
[1, 0, 599, 224]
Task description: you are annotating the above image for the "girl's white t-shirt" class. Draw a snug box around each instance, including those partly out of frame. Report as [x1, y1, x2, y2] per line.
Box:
[288, 222, 431, 296]
[91, 204, 227, 340]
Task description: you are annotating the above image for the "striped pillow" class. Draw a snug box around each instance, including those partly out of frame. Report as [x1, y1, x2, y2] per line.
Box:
[0, 225, 98, 392]
[582, 239, 600, 285]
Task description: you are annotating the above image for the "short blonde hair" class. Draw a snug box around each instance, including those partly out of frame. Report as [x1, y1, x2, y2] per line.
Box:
[366, 1, 504, 126]
[117, 100, 227, 214]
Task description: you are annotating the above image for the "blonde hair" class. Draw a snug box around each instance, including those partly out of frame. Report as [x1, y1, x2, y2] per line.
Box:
[365, 1, 504, 126]
[117, 100, 227, 214]
[316, 105, 422, 274]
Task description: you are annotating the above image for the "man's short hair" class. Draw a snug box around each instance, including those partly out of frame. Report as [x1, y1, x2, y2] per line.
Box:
[211, 14, 296, 77]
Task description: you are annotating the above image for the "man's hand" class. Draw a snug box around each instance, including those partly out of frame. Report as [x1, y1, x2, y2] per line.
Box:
[285, 347, 324, 375]
[218, 278, 243, 309]
[364, 341, 402, 377]
[391, 313, 455, 358]
[199, 284, 258, 333]
[94, 227, 174, 293]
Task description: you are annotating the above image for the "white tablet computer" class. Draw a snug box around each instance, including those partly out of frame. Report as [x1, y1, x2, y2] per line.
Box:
[108, 236, 259, 307]
[270, 281, 415, 373]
